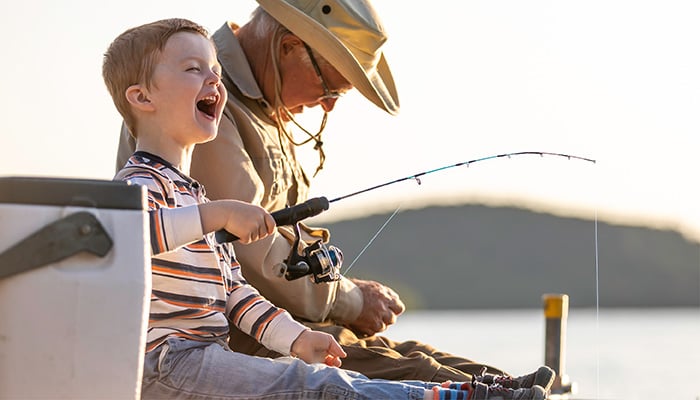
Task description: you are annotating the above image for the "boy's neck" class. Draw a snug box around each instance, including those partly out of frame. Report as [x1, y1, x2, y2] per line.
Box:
[135, 139, 193, 175]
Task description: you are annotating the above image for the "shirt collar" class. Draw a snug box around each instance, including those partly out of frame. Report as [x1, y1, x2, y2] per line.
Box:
[131, 151, 198, 188]
[212, 22, 273, 114]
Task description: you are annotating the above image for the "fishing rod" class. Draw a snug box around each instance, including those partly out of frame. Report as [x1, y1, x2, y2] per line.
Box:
[217, 151, 595, 282]
[328, 151, 596, 204]
[216, 151, 595, 232]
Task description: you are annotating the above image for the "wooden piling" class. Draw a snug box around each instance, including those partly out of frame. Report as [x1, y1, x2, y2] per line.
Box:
[543, 293, 576, 398]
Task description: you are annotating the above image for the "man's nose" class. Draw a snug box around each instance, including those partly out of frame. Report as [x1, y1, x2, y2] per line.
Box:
[319, 97, 339, 112]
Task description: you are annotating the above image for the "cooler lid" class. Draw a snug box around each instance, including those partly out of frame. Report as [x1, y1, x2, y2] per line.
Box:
[0, 177, 146, 210]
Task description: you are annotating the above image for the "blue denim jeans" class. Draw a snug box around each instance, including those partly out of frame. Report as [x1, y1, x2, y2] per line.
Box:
[142, 338, 436, 399]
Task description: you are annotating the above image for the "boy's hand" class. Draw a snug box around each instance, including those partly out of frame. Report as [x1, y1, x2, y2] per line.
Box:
[290, 330, 347, 367]
[221, 200, 275, 244]
[199, 200, 275, 244]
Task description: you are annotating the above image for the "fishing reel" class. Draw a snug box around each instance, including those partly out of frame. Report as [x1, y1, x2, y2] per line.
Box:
[215, 196, 340, 283]
[276, 222, 343, 283]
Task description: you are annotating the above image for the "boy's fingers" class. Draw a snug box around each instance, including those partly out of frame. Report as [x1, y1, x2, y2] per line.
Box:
[324, 354, 342, 367]
[264, 213, 275, 234]
[328, 338, 346, 358]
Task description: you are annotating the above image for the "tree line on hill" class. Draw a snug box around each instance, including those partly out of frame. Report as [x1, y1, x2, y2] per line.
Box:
[315, 204, 700, 309]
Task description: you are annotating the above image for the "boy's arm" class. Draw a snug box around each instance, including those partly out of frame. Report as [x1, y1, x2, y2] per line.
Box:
[225, 274, 308, 355]
[225, 266, 345, 365]
[115, 168, 204, 254]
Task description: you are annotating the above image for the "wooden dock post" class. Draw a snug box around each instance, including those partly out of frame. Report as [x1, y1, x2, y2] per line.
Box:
[543, 293, 576, 398]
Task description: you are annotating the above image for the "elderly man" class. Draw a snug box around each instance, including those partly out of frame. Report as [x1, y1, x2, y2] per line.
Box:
[116, 0, 555, 391]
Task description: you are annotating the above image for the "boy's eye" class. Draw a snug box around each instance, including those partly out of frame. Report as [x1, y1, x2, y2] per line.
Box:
[187, 66, 201, 72]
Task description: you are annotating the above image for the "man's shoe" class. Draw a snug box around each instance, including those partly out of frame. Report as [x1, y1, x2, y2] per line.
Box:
[474, 366, 555, 392]
[471, 382, 546, 400]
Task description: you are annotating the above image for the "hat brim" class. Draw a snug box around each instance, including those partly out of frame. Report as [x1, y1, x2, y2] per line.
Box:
[256, 0, 399, 115]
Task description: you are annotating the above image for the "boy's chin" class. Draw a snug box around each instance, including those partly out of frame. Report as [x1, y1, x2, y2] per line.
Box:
[199, 131, 218, 144]
[193, 128, 218, 145]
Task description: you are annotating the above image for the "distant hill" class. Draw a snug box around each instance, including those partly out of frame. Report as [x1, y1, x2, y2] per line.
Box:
[313, 204, 700, 309]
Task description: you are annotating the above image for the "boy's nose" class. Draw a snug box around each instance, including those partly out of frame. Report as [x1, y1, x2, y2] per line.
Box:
[207, 71, 221, 86]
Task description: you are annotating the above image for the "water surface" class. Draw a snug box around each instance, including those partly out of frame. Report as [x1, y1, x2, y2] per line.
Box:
[384, 308, 700, 399]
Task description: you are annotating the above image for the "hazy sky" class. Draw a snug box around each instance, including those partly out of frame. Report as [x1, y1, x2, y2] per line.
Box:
[2, 0, 699, 239]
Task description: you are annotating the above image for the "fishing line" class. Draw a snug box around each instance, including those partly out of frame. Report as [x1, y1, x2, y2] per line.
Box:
[594, 209, 600, 399]
[593, 167, 601, 399]
[333, 151, 596, 276]
[342, 204, 402, 275]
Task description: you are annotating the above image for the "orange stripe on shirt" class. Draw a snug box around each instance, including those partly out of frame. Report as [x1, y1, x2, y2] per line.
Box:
[231, 296, 262, 323]
[152, 264, 223, 283]
[151, 211, 167, 252]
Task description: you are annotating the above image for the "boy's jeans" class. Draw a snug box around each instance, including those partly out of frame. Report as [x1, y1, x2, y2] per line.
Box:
[142, 338, 433, 399]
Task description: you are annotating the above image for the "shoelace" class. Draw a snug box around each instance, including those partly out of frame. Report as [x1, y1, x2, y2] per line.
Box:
[488, 384, 509, 392]
[471, 366, 488, 385]
[486, 384, 519, 400]
[473, 366, 522, 388]
[493, 375, 519, 387]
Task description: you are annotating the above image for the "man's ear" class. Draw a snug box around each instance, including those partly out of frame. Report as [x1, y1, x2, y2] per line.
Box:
[125, 84, 155, 112]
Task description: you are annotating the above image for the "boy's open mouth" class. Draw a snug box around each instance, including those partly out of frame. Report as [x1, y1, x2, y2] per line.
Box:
[197, 95, 218, 118]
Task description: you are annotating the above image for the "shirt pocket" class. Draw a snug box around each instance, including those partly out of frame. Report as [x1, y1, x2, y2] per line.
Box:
[266, 153, 295, 203]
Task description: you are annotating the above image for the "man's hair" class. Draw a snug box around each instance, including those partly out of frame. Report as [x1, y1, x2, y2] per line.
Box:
[249, 7, 327, 71]
[102, 18, 209, 136]
[249, 7, 284, 41]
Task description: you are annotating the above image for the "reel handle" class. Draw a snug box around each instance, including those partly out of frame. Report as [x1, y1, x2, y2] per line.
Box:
[215, 196, 329, 243]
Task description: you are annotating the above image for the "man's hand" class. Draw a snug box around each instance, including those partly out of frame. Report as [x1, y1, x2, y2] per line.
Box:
[346, 278, 406, 337]
[290, 330, 347, 367]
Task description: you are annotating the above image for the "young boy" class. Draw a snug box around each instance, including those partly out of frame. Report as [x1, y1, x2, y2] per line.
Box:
[103, 18, 548, 400]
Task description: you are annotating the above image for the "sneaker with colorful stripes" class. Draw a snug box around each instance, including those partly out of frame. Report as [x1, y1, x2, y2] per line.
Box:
[473, 366, 555, 392]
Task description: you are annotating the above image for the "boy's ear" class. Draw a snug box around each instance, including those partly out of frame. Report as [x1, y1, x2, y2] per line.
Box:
[125, 84, 155, 112]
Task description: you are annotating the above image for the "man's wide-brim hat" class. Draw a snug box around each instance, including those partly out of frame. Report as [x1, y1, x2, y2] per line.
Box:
[256, 0, 399, 115]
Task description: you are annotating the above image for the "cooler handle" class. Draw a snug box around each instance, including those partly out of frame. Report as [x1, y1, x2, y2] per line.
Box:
[0, 211, 113, 279]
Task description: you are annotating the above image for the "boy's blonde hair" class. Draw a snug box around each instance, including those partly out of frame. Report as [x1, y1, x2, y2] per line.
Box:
[102, 18, 209, 137]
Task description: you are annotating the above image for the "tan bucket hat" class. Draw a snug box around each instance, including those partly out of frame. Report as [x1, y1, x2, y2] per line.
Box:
[255, 0, 400, 115]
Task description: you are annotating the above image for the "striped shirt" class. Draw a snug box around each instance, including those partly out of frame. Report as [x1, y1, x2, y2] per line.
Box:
[115, 152, 306, 354]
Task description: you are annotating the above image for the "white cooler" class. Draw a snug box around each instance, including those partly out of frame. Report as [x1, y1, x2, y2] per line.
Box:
[0, 177, 151, 400]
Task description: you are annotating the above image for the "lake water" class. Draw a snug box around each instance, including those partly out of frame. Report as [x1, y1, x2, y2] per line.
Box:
[383, 308, 700, 400]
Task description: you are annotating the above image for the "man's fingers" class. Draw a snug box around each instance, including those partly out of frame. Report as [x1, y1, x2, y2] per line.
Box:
[378, 285, 405, 315]
[388, 296, 406, 315]
[374, 319, 386, 333]
[384, 311, 397, 326]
